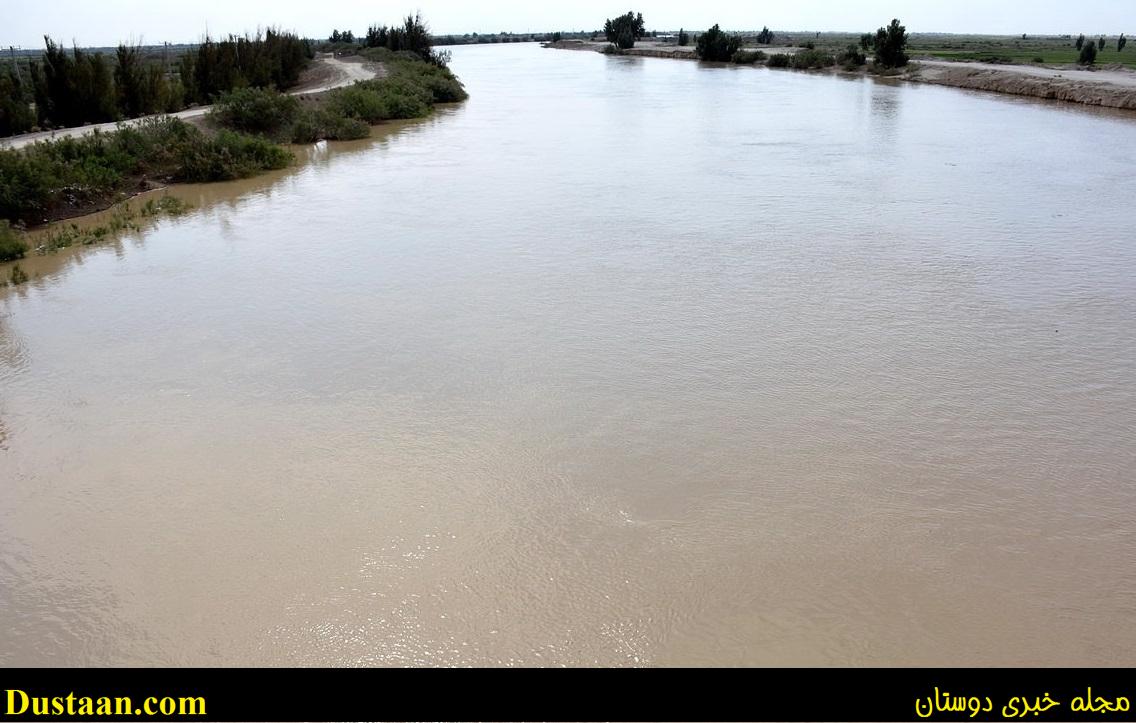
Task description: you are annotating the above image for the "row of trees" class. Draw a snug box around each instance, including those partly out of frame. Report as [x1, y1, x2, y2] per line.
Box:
[177, 31, 312, 105]
[1075, 34, 1128, 52]
[0, 31, 312, 137]
[363, 14, 450, 66]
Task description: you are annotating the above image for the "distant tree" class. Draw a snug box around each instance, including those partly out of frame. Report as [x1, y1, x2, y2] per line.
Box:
[873, 18, 909, 67]
[551, 32, 563, 42]
[1075, 34, 1085, 50]
[1079, 39, 1098, 64]
[365, 25, 390, 48]
[695, 24, 742, 61]
[115, 43, 147, 117]
[678, 28, 689, 46]
[1099, 35, 1107, 50]
[1119, 34, 1128, 52]
[330, 30, 341, 43]
[859, 33, 874, 50]
[757, 26, 775, 44]
[603, 11, 646, 50]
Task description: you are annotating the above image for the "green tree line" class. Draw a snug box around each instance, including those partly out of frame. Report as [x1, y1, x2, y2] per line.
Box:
[1, 30, 312, 137]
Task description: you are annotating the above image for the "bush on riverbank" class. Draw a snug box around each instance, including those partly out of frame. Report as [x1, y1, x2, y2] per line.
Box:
[731, 50, 767, 64]
[289, 108, 371, 143]
[0, 117, 290, 224]
[0, 221, 29, 261]
[790, 49, 836, 69]
[767, 54, 791, 68]
[211, 87, 302, 139]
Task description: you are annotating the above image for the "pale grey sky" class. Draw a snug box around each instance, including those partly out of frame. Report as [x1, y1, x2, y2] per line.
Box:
[3, 0, 1132, 48]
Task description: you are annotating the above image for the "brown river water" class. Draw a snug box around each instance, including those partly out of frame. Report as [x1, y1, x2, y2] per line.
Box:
[2, 43, 1135, 666]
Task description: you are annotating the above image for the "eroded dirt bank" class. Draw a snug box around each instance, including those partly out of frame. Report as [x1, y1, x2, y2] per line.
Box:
[910, 60, 1136, 110]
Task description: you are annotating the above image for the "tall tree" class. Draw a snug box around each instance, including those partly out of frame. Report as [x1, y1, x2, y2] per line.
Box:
[873, 18, 909, 67]
[604, 11, 646, 50]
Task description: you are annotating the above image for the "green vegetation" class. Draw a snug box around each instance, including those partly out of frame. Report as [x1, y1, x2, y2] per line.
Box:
[731, 50, 767, 64]
[904, 33, 1136, 68]
[695, 24, 743, 61]
[873, 19, 909, 67]
[1119, 35, 1128, 53]
[363, 13, 453, 68]
[179, 31, 312, 106]
[0, 221, 29, 261]
[790, 48, 836, 69]
[767, 54, 791, 68]
[1079, 40, 1098, 65]
[678, 29, 689, 47]
[211, 87, 301, 139]
[2, 36, 467, 229]
[838, 45, 867, 69]
[1, 31, 312, 138]
[0, 118, 289, 225]
[757, 27, 775, 45]
[32, 196, 190, 256]
[604, 11, 647, 50]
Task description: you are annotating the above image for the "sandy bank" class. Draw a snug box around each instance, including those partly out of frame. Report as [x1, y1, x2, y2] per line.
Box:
[909, 60, 1136, 110]
[545, 40, 1136, 112]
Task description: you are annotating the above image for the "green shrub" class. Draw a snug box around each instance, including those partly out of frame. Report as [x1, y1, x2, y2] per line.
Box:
[767, 53, 791, 68]
[389, 61, 468, 102]
[731, 49, 767, 64]
[0, 221, 29, 261]
[838, 45, 867, 68]
[290, 108, 370, 142]
[790, 49, 836, 69]
[328, 84, 392, 123]
[175, 130, 291, 182]
[211, 87, 301, 139]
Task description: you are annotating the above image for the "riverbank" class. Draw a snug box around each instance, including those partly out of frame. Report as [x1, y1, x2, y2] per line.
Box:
[0, 51, 466, 257]
[544, 39, 1136, 111]
[0, 55, 381, 151]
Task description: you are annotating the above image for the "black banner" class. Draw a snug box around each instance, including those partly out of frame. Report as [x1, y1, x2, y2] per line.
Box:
[1, 668, 1134, 721]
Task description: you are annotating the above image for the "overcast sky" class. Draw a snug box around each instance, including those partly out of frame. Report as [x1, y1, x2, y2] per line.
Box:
[3, 0, 1132, 48]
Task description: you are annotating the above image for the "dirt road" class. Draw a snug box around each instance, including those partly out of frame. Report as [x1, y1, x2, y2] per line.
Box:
[0, 54, 381, 150]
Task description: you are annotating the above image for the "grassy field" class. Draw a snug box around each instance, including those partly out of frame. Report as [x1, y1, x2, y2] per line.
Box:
[754, 32, 1136, 68]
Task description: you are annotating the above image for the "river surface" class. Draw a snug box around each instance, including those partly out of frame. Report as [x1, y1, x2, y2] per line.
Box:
[2, 43, 1136, 666]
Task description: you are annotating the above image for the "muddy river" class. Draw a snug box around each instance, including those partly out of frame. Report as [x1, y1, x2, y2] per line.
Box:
[2, 43, 1135, 665]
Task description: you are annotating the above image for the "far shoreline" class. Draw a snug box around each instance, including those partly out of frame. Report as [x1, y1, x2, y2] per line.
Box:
[544, 39, 1136, 112]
